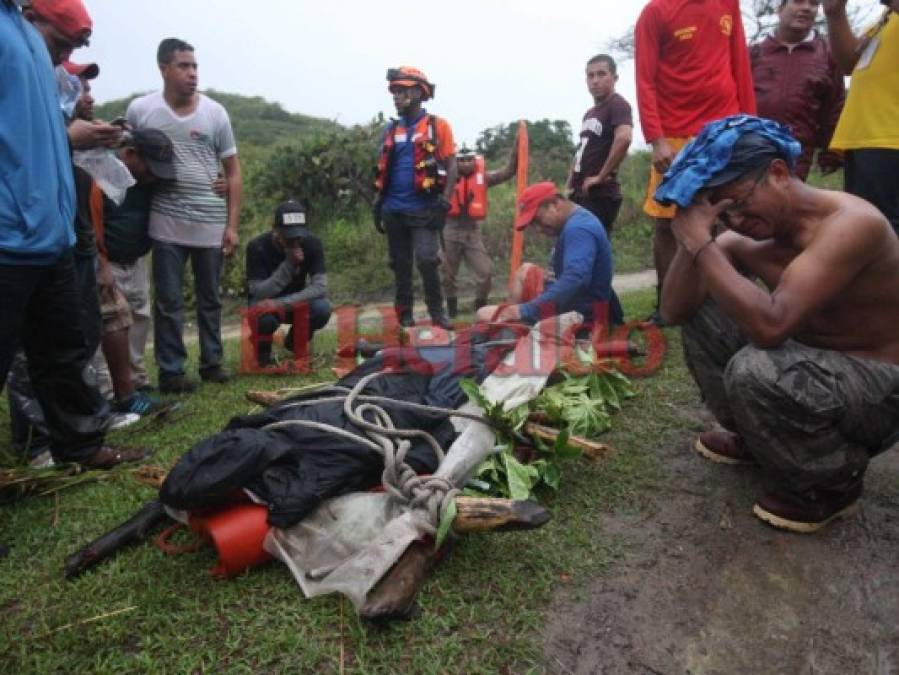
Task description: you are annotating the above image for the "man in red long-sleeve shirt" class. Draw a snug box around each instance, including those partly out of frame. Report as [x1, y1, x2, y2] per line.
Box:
[635, 0, 756, 324]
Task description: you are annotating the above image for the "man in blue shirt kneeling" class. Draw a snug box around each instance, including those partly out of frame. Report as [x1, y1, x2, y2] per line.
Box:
[476, 181, 618, 330]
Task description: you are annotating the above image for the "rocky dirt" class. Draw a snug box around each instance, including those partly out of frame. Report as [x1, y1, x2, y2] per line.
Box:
[544, 408, 899, 674]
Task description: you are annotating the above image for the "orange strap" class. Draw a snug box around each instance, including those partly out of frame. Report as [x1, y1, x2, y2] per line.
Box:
[89, 182, 109, 260]
[154, 523, 205, 555]
[508, 120, 529, 288]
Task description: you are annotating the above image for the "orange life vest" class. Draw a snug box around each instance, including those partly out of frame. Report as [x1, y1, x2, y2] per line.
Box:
[374, 114, 447, 198]
[448, 155, 488, 219]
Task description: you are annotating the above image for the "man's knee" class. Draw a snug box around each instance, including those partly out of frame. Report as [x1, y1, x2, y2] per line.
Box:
[416, 254, 440, 271]
[308, 299, 332, 330]
[724, 347, 784, 410]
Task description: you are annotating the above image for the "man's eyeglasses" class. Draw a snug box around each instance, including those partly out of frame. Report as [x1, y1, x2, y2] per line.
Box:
[719, 168, 767, 227]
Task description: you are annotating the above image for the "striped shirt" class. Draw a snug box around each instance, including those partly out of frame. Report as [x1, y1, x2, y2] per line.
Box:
[126, 92, 237, 247]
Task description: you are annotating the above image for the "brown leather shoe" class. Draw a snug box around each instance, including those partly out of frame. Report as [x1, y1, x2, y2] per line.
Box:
[753, 481, 862, 534]
[80, 446, 150, 470]
[694, 429, 755, 465]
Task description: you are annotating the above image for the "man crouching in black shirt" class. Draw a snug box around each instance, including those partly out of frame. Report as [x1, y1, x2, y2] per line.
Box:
[246, 200, 332, 367]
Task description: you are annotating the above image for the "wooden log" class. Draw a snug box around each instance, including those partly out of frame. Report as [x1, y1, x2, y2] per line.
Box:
[361, 496, 551, 620]
[64, 500, 169, 579]
[452, 496, 550, 533]
[360, 540, 436, 621]
[245, 390, 285, 407]
[524, 422, 615, 460]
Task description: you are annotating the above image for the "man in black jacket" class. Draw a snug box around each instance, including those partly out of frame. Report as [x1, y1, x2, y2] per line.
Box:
[246, 201, 331, 367]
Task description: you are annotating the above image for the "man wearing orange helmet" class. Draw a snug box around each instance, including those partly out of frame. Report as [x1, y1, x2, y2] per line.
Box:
[374, 66, 458, 329]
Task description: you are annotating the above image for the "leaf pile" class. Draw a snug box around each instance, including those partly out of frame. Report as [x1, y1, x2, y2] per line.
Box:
[533, 369, 635, 438]
[459, 367, 636, 501]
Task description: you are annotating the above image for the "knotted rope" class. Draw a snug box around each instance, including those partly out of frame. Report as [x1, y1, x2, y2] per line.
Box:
[262, 372, 493, 538]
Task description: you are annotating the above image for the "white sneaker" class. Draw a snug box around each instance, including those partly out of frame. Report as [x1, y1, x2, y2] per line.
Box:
[109, 412, 140, 430]
[28, 450, 55, 469]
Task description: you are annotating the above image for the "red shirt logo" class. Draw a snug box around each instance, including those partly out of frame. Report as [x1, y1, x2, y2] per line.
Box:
[720, 14, 733, 37]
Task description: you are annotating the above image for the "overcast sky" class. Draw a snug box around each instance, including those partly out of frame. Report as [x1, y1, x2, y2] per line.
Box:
[77, 0, 876, 149]
[78, 0, 643, 147]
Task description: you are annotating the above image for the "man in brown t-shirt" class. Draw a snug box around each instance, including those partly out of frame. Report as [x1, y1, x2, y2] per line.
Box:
[567, 54, 634, 234]
[565, 53, 633, 324]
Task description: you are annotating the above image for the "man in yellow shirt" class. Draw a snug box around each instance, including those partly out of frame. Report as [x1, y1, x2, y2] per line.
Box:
[825, 0, 899, 233]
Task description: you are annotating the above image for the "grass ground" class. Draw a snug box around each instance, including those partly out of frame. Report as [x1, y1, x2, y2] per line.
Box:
[0, 288, 701, 673]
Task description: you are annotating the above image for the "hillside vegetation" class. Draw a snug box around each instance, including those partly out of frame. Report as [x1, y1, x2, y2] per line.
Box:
[96, 91, 841, 307]
[95, 90, 343, 148]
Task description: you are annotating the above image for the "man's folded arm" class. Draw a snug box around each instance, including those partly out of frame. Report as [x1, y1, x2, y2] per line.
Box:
[247, 260, 295, 304]
[272, 272, 328, 307]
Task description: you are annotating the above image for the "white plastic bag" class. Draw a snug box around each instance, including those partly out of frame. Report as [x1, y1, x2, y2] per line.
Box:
[73, 149, 136, 206]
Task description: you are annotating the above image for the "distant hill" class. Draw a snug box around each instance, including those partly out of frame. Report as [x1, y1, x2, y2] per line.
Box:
[94, 89, 344, 148]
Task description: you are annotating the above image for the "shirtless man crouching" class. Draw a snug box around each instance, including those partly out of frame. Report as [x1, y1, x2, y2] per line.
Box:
[658, 116, 899, 533]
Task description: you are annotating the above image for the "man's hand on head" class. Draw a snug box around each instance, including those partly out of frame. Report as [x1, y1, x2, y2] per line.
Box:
[68, 120, 123, 150]
[671, 195, 732, 257]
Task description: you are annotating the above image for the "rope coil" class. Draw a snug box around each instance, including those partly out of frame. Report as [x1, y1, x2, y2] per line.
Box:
[263, 372, 492, 542]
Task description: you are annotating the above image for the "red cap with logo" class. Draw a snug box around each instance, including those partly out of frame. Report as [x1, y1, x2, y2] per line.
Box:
[31, 0, 92, 43]
[515, 182, 559, 230]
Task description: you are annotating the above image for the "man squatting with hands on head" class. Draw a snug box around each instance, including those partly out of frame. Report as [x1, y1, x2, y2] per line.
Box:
[657, 115, 899, 534]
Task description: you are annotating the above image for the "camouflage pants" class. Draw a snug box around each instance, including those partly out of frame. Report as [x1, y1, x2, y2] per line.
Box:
[682, 301, 899, 492]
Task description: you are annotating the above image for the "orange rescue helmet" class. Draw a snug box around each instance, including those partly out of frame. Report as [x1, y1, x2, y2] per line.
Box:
[387, 66, 435, 101]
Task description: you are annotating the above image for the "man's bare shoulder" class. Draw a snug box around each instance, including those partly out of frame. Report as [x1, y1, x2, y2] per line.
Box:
[809, 189, 898, 262]
[818, 189, 892, 235]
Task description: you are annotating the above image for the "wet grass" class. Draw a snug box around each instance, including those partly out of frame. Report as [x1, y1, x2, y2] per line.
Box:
[0, 288, 701, 673]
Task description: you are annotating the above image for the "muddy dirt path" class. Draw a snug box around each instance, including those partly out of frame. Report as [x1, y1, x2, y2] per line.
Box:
[544, 406, 899, 674]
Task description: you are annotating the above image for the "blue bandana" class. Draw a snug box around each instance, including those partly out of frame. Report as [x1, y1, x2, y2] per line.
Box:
[654, 115, 802, 208]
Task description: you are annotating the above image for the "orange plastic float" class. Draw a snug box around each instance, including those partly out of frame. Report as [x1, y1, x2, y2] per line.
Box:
[188, 503, 272, 579]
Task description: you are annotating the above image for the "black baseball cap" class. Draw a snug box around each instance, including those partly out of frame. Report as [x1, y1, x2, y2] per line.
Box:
[274, 200, 310, 239]
[128, 128, 176, 180]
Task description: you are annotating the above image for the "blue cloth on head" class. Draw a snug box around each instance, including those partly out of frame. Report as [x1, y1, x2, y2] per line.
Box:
[653, 115, 802, 208]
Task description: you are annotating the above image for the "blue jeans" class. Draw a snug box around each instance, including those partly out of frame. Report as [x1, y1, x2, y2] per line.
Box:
[152, 241, 223, 378]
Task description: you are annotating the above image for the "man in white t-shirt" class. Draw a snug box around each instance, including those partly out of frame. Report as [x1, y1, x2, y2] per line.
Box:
[127, 38, 242, 393]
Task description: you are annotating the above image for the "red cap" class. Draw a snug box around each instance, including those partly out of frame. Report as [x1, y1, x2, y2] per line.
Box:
[515, 182, 559, 230]
[63, 61, 99, 80]
[31, 0, 92, 43]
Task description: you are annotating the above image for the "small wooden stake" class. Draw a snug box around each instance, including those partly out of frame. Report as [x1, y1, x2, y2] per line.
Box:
[452, 496, 550, 533]
[524, 422, 615, 460]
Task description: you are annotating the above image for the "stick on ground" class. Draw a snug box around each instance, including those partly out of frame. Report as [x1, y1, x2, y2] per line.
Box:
[64, 500, 169, 579]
